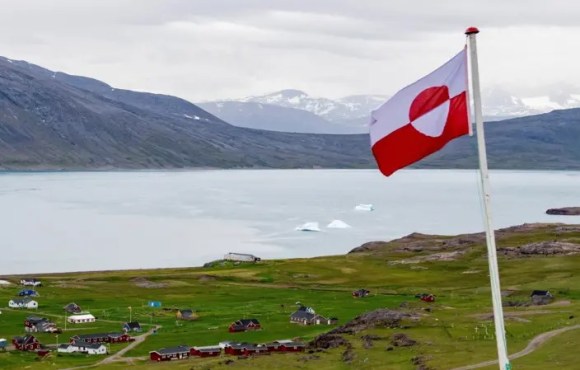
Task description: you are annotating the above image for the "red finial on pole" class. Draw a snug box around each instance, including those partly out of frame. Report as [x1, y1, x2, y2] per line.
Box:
[465, 27, 480, 35]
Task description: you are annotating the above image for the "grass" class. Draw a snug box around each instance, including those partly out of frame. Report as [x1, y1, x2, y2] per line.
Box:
[1, 224, 580, 369]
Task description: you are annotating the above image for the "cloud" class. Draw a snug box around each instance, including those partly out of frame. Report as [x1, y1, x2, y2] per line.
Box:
[0, 0, 578, 101]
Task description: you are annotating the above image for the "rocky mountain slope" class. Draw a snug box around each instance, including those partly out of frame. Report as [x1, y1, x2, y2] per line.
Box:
[1, 56, 580, 171]
[0, 57, 372, 169]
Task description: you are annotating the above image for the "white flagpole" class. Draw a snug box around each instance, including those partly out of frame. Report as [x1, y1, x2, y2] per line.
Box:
[465, 26, 511, 370]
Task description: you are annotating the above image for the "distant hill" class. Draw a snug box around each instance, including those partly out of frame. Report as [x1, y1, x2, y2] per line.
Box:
[0, 56, 580, 171]
[0, 57, 373, 170]
[198, 101, 357, 134]
[202, 89, 387, 133]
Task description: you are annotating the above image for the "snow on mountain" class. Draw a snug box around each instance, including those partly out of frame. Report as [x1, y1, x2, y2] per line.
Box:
[481, 87, 580, 121]
[241, 89, 388, 122]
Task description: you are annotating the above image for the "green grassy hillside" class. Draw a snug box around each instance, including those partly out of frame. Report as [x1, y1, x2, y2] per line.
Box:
[1, 223, 579, 369]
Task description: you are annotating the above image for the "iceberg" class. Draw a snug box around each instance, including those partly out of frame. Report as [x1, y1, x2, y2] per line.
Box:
[354, 204, 374, 211]
[295, 222, 321, 232]
[327, 220, 351, 229]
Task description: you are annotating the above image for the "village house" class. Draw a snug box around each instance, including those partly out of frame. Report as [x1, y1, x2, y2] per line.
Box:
[12, 335, 41, 351]
[20, 278, 42, 287]
[58, 340, 108, 355]
[64, 302, 82, 314]
[176, 309, 198, 320]
[224, 252, 261, 262]
[228, 318, 261, 332]
[290, 306, 335, 325]
[9, 297, 38, 309]
[416, 293, 436, 303]
[531, 290, 553, 305]
[70, 332, 134, 344]
[190, 345, 222, 357]
[266, 340, 306, 352]
[67, 313, 96, 324]
[24, 316, 60, 333]
[352, 289, 370, 298]
[18, 289, 39, 297]
[223, 342, 268, 356]
[122, 321, 142, 332]
[149, 345, 191, 361]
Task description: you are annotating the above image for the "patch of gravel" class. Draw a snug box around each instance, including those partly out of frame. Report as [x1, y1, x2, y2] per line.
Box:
[131, 277, 167, 288]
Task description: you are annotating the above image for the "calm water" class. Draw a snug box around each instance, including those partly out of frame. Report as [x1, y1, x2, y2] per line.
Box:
[0, 169, 578, 274]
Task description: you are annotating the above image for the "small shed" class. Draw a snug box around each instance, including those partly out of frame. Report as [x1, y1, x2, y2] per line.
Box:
[352, 289, 370, 298]
[64, 303, 82, 314]
[176, 309, 198, 321]
[530, 290, 553, 305]
[148, 301, 162, 308]
[0, 338, 7, 351]
[416, 293, 435, 303]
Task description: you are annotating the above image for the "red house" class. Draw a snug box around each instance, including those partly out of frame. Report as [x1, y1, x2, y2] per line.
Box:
[149, 345, 190, 361]
[70, 332, 134, 344]
[13, 335, 41, 351]
[190, 346, 221, 357]
[223, 342, 267, 356]
[416, 293, 435, 303]
[271, 340, 306, 352]
[228, 319, 261, 332]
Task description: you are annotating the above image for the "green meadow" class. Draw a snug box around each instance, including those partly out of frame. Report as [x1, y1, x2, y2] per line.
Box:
[1, 223, 580, 369]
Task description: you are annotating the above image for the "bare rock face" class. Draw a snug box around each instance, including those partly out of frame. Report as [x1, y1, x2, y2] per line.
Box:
[391, 333, 417, 347]
[309, 334, 350, 349]
[328, 309, 417, 335]
[500, 241, 580, 256]
[546, 207, 580, 216]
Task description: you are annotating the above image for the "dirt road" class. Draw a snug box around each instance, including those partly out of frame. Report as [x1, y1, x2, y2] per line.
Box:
[452, 324, 580, 370]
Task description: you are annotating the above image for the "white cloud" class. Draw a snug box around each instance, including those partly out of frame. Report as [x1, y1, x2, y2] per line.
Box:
[0, 0, 578, 101]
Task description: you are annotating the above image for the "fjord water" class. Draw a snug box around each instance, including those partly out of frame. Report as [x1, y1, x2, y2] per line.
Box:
[0, 169, 578, 274]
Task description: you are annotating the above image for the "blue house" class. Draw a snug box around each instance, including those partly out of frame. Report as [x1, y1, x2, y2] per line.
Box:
[0, 338, 7, 351]
[18, 290, 38, 297]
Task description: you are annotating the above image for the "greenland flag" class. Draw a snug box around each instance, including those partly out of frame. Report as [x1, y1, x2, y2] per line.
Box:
[370, 48, 470, 176]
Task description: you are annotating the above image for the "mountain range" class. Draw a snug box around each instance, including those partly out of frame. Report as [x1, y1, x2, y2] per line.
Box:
[0, 55, 579, 171]
[0, 56, 372, 170]
[201, 88, 580, 133]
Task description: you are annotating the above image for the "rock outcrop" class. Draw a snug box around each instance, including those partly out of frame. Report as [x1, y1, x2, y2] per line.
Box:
[546, 207, 580, 216]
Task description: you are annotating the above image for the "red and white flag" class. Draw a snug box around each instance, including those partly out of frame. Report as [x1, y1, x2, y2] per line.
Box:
[370, 48, 470, 176]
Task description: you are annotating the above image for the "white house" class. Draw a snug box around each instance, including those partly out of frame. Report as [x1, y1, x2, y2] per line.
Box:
[58, 341, 107, 355]
[9, 298, 38, 309]
[224, 252, 261, 262]
[67, 313, 96, 324]
[20, 278, 42, 287]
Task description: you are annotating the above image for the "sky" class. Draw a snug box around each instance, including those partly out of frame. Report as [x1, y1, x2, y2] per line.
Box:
[0, 0, 578, 102]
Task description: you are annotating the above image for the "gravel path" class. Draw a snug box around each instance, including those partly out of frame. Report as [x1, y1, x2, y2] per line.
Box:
[452, 324, 580, 370]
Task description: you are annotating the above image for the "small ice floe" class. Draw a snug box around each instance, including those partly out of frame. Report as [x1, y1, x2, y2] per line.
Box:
[295, 222, 321, 232]
[354, 204, 374, 211]
[327, 220, 351, 229]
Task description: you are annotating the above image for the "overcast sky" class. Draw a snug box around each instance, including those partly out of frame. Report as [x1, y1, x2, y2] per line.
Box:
[0, 0, 578, 102]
